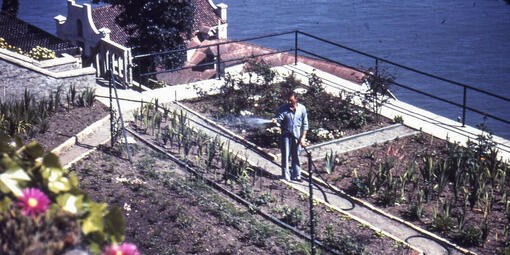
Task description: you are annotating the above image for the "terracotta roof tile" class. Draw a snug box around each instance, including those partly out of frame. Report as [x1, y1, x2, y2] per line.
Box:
[91, 5, 130, 45]
[0, 13, 78, 55]
[192, 0, 219, 30]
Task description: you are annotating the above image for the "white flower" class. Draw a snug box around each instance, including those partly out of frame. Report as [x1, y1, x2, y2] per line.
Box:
[115, 177, 129, 183]
[240, 110, 253, 116]
[315, 128, 330, 139]
[294, 88, 308, 95]
[123, 203, 131, 211]
[248, 95, 262, 101]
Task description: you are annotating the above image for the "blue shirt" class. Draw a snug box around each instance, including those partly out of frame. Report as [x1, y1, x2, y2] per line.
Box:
[275, 103, 309, 139]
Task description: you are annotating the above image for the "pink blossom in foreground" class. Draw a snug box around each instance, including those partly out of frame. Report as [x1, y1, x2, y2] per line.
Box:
[102, 243, 140, 255]
[16, 188, 50, 216]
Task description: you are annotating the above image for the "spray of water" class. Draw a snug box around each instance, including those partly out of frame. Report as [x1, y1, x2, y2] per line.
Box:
[217, 116, 272, 128]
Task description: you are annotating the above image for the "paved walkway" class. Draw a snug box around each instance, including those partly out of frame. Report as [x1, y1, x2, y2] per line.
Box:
[54, 62, 510, 255]
[295, 123, 418, 161]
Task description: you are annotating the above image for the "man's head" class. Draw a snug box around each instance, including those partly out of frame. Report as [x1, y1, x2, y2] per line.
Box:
[283, 90, 298, 107]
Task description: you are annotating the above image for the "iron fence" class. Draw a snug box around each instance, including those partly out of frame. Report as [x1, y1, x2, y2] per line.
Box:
[132, 30, 510, 130]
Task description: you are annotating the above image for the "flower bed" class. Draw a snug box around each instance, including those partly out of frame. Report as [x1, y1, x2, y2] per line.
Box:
[183, 62, 391, 152]
[0, 38, 56, 60]
[312, 130, 510, 254]
[0, 86, 108, 150]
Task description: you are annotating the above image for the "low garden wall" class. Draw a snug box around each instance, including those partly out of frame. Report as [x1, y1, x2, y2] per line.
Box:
[0, 49, 96, 101]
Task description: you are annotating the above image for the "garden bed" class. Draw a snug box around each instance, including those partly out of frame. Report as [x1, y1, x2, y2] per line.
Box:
[72, 144, 313, 254]
[312, 132, 510, 254]
[0, 86, 108, 151]
[181, 62, 392, 153]
[29, 101, 108, 150]
[120, 106, 417, 254]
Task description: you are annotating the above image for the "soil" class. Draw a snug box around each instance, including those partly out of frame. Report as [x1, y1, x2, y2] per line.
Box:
[28, 101, 109, 151]
[71, 144, 312, 254]
[112, 118, 417, 254]
[312, 132, 510, 254]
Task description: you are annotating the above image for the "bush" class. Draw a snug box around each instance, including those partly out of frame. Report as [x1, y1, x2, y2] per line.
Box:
[0, 135, 135, 254]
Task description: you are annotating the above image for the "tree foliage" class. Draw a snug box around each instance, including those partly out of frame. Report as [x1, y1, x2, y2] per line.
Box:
[92, 0, 195, 74]
[1, 0, 19, 17]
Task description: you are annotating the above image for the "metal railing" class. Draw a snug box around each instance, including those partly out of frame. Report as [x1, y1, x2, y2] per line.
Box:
[132, 30, 510, 129]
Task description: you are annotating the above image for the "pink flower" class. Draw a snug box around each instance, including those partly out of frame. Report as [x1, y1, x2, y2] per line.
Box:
[16, 188, 50, 216]
[102, 243, 140, 255]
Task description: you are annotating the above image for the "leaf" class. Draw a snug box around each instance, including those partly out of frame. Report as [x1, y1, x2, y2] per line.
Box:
[0, 197, 12, 212]
[88, 242, 101, 255]
[41, 163, 70, 194]
[46, 203, 61, 220]
[25, 141, 44, 159]
[56, 193, 83, 214]
[43, 153, 62, 169]
[104, 206, 125, 243]
[43, 167, 71, 194]
[0, 135, 15, 153]
[69, 172, 79, 188]
[82, 202, 107, 235]
[0, 168, 31, 197]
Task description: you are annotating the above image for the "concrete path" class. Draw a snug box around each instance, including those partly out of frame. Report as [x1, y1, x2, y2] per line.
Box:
[51, 116, 111, 168]
[292, 123, 418, 161]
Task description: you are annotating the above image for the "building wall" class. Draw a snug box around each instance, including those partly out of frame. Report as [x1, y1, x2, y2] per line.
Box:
[0, 58, 95, 102]
[54, 0, 105, 57]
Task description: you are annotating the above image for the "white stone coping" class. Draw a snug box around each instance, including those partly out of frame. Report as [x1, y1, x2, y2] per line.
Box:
[0, 48, 77, 67]
[0, 48, 95, 78]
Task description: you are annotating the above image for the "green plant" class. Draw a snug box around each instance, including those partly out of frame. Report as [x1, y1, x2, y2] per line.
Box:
[246, 59, 277, 85]
[324, 150, 338, 174]
[274, 205, 303, 227]
[322, 224, 366, 255]
[67, 84, 77, 106]
[405, 190, 425, 220]
[362, 67, 395, 123]
[392, 115, 403, 124]
[0, 136, 128, 254]
[430, 200, 455, 234]
[456, 225, 484, 247]
[82, 87, 96, 107]
[254, 192, 274, 206]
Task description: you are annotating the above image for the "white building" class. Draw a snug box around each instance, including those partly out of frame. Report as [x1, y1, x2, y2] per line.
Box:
[54, 0, 228, 85]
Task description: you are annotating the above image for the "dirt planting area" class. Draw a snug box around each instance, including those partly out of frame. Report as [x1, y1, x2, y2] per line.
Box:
[312, 132, 510, 254]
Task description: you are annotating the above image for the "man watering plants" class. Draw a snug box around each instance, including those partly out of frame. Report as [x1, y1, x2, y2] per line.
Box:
[272, 90, 308, 182]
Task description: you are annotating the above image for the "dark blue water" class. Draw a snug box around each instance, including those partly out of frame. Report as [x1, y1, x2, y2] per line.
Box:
[9, 0, 510, 138]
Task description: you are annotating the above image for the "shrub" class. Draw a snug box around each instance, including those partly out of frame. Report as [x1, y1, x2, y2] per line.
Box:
[0, 135, 134, 254]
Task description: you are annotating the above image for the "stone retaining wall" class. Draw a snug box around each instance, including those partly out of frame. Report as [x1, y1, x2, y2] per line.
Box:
[0, 51, 95, 101]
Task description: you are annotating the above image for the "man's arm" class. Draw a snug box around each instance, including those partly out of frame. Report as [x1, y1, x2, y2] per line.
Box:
[299, 130, 307, 146]
[299, 106, 309, 146]
[272, 105, 285, 126]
